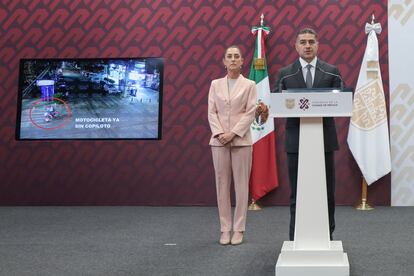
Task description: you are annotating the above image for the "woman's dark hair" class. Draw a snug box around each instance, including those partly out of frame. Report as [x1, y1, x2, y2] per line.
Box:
[224, 45, 243, 57]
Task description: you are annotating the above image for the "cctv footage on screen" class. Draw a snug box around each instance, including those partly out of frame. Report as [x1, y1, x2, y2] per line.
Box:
[16, 58, 163, 140]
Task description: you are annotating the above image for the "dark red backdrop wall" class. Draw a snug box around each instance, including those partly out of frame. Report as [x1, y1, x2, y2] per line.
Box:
[0, 0, 390, 205]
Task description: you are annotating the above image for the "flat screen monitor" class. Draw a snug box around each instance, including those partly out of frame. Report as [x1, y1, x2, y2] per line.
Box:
[16, 58, 163, 140]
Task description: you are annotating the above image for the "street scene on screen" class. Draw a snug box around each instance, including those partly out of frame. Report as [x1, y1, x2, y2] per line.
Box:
[17, 59, 162, 139]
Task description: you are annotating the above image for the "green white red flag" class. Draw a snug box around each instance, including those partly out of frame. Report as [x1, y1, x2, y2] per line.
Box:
[248, 21, 278, 201]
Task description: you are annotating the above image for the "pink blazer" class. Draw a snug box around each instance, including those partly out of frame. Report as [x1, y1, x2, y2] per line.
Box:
[208, 74, 257, 146]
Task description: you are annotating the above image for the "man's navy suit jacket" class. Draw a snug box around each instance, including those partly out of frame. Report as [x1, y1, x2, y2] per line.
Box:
[272, 59, 343, 153]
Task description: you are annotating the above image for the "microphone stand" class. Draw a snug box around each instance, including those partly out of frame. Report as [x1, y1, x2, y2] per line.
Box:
[316, 66, 344, 91]
[277, 67, 301, 92]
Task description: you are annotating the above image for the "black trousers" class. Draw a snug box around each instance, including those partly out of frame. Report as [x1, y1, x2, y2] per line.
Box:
[287, 152, 336, 241]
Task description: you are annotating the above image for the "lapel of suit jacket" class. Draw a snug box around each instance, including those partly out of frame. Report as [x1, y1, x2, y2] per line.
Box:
[313, 59, 323, 88]
[229, 74, 244, 101]
[216, 77, 229, 101]
[292, 60, 306, 88]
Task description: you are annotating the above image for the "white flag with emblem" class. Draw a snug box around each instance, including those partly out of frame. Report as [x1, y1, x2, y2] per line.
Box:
[347, 22, 391, 185]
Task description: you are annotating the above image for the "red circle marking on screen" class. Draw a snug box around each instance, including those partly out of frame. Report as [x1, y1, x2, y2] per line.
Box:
[29, 98, 71, 130]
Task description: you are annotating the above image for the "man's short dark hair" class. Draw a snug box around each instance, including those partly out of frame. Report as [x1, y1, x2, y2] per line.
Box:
[296, 28, 318, 39]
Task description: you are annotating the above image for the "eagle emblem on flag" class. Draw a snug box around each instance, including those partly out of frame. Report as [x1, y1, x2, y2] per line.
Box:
[252, 101, 269, 130]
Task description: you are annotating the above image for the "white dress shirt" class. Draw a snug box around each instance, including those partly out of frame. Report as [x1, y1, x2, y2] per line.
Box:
[299, 57, 317, 86]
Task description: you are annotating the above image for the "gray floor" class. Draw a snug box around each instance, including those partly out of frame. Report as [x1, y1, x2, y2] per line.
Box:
[0, 206, 413, 276]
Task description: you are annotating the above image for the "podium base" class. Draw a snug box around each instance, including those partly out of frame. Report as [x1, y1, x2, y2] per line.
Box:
[275, 241, 349, 276]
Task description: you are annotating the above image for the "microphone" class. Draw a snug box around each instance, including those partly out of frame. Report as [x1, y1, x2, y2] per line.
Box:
[316, 66, 344, 91]
[277, 67, 301, 93]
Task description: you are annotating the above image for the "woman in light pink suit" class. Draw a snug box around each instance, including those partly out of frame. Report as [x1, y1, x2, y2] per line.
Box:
[208, 46, 257, 245]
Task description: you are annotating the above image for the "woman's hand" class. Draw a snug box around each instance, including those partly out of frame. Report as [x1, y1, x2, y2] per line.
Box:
[218, 132, 236, 145]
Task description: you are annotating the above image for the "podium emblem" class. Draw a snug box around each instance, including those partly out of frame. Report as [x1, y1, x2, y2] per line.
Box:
[299, 98, 310, 110]
[285, 98, 295, 109]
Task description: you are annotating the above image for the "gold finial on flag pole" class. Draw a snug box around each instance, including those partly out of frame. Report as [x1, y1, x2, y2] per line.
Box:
[260, 13, 264, 26]
[371, 13, 375, 24]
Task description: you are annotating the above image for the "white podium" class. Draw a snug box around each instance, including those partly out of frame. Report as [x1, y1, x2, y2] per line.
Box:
[270, 90, 352, 276]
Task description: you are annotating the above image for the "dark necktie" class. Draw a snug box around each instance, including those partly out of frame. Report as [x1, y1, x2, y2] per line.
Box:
[305, 64, 312, 88]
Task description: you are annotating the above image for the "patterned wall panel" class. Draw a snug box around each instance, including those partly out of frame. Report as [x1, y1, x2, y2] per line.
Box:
[389, 0, 414, 206]
[0, 0, 389, 205]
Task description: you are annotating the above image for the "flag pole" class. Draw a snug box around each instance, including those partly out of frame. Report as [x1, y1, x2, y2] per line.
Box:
[248, 198, 262, 210]
[248, 13, 265, 212]
[355, 13, 377, 211]
[355, 177, 374, 210]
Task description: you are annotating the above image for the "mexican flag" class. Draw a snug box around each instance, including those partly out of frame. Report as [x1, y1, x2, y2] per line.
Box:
[248, 23, 278, 201]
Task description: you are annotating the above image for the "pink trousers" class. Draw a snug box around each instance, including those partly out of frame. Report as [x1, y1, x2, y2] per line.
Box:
[211, 145, 252, 232]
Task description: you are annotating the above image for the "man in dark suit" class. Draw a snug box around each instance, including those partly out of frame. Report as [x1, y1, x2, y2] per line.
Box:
[272, 28, 343, 241]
